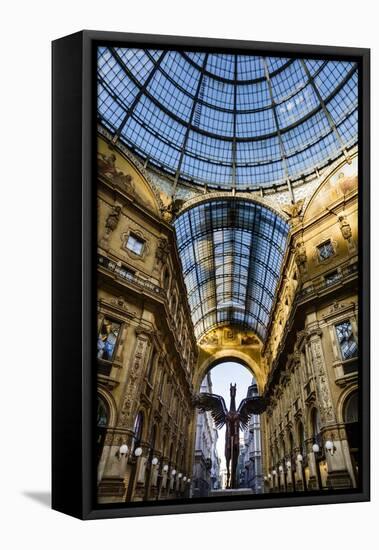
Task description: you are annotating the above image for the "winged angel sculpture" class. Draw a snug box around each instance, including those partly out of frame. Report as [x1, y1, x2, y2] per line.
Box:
[195, 383, 268, 489]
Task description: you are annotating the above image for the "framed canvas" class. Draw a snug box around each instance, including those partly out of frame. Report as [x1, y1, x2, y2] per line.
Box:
[52, 30, 370, 520]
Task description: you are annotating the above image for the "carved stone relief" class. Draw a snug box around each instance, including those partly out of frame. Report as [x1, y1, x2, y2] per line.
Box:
[308, 332, 335, 424]
[118, 336, 149, 428]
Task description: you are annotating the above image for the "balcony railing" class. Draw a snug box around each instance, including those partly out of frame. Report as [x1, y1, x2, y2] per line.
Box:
[297, 260, 358, 303]
[98, 254, 166, 298]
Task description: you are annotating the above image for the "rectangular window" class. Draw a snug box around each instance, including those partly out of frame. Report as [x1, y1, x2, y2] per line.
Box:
[317, 239, 334, 261]
[335, 320, 358, 360]
[126, 233, 145, 255]
[97, 317, 121, 361]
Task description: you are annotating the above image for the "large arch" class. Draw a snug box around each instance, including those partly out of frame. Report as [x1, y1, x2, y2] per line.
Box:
[193, 348, 266, 394]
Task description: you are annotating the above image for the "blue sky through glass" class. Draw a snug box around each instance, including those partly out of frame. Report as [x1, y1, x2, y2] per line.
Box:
[97, 47, 358, 190]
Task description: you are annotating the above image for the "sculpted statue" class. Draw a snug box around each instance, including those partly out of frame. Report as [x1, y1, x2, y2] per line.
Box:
[100, 204, 122, 249]
[195, 384, 268, 489]
[338, 215, 352, 240]
[98, 152, 134, 194]
[98, 152, 117, 177]
[201, 330, 219, 346]
[156, 237, 171, 264]
[337, 172, 357, 195]
[105, 205, 122, 233]
[161, 198, 184, 223]
[294, 240, 307, 271]
[241, 333, 257, 345]
[281, 199, 305, 225]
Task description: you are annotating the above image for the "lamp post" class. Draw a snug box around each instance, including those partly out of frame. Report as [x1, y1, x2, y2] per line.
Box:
[286, 460, 294, 492]
[312, 441, 323, 490]
[296, 453, 307, 491]
[325, 439, 336, 456]
[118, 443, 129, 477]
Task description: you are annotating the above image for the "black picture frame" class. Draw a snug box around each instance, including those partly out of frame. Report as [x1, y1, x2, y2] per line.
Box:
[52, 30, 370, 520]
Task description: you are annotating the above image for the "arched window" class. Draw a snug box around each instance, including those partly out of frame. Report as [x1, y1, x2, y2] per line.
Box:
[343, 391, 359, 483]
[289, 431, 294, 453]
[169, 442, 174, 467]
[311, 409, 321, 439]
[298, 422, 305, 456]
[97, 396, 109, 464]
[149, 425, 157, 460]
[344, 392, 358, 424]
[146, 348, 157, 382]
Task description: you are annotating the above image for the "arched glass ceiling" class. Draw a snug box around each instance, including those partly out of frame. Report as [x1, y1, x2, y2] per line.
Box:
[97, 47, 358, 191]
[174, 199, 289, 341]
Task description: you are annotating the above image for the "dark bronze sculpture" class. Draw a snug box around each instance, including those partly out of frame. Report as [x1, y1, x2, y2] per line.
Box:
[195, 383, 268, 489]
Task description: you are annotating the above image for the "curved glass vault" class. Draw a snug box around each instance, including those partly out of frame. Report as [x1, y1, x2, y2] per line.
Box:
[97, 47, 358, 191]
[174, 199, 289, 341]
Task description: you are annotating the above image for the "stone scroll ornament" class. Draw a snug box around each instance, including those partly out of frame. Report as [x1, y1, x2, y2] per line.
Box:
[194, 384, 268, 489]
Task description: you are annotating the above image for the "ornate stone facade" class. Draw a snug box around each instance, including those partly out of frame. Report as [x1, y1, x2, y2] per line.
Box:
[96, 134, 359, 502]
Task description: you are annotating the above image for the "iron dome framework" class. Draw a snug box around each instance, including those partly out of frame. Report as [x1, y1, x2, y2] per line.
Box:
[97, 47, 358, 191]
[174, 199, 289, 341]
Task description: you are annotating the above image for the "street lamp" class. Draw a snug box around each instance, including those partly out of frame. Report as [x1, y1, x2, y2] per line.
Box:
[286, 460, 291, 470]
[296, 454, 303, 463]
[151, 457, 159, 465]
[134, 447, 143, 457]
[312, 443, 320, 454]
[187, 478, 191, 484]
[163, 464, 169, 472]
[178, 473, 182, 479]
[272, 469, 277, 476]
[119, 444, 129, 456]
[171, 469, 176, 476]
[325, 440, 336, 456]
[278, 465, 283, 474]
[183, 476, 187, 482]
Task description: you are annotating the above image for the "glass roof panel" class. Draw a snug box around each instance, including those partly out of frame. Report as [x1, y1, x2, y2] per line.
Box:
[97, 47, 358, 191]
[174, 199, 289, 341]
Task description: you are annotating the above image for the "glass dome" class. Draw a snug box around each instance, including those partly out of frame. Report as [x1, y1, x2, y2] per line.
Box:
[174, 198, 289, 341]
[97, 47, 358, 191]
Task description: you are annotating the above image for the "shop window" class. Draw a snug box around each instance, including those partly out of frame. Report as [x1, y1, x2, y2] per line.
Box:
[132, 411, 144, 452]
[126, 232, 145, 255]
[344, 392, 358, 424]
[97, 397, 109, 464]
[317, 239, 334, 261]
[97, 317, 121, 361]
[335, 320, 358, 360]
